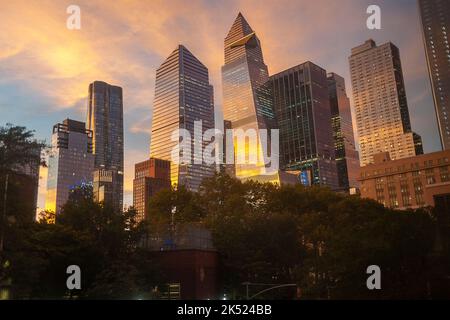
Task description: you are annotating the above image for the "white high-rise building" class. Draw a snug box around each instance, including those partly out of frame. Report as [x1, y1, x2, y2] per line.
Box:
[349, 39, 423, 166]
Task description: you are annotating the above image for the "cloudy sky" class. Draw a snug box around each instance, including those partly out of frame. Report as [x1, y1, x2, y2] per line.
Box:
[0, 0, 440, 209]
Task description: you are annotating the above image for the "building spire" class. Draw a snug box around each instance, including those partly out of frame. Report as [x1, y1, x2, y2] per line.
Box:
[225, 12, 254, 41]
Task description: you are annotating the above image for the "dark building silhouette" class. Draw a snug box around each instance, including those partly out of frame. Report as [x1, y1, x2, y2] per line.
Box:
[144, 225, 218, 300]
[2, 147, 41, 222]
[327, 72, 360, 191]
[151, 249, 219, 300]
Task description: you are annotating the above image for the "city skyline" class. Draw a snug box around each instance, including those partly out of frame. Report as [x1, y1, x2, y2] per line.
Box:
[0, 0, 440, 209]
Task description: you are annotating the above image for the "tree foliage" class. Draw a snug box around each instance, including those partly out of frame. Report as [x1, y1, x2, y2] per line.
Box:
[0, 123, 47, 174]
[2, 123, 448, 299]
[148, 172, 445, 299]
[4, 184, 160, 299]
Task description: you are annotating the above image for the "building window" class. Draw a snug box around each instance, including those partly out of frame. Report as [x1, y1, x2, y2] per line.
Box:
[400, 181, 411, 207]
[412, 170, 421, 177]
[413, 177, 424, 206]
[375, 177, 384, 204]
[387, 176, 397, 208]
[439, 166, 450, 182]
[426, 168, 436, 185]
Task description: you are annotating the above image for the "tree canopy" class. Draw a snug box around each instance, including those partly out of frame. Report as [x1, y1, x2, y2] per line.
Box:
[0, 123, 46, 174]
[148, 171, 445, 299]
[1, 123, 448, 299]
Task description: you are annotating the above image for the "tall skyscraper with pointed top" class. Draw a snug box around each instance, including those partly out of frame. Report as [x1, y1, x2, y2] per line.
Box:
[150, 45, 215, 191]
[222, 13, 277, 181]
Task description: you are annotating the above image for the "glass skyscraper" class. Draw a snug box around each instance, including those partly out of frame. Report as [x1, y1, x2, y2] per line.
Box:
[269, 62, 339, 189]
[327, 72, 360, 191]
[45, 119, 94, 215]
[221, 13, 277, 181]
[87, 81, 124, 212]
[349, 40, 423, 166]
[150, 45, 215, 192]
[418, 0, 450, 150]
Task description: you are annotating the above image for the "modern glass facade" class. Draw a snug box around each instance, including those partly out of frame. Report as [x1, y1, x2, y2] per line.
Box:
[150, 45, 215, 192]
[349, 40, 423, 166]
[45, 119, 94, 215]
[269, 62, 338, 189]
[419, 0, 450, 150]
[87, 81, 124, 212]
[327, 72, 360, 191]
[221, 13, 277, 180]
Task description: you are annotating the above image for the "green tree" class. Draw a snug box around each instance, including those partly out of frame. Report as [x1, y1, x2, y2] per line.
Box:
[147, 185, 206, 238]
[295, 197, 435, 299]
[5, 183, 162, 299]
[1, 124, 48, 296]
[0, 124, 46, 174]
[194, 173, 439, 299]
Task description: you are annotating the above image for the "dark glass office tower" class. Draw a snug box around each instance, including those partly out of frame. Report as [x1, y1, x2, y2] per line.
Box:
[150, 45, 215, 192]
[222, 13, 277, 181]
[327, 72, 360, 191]
[419, 0, 450, 149]
[269, 62, 338, 189]
[87, 81, 124, 212]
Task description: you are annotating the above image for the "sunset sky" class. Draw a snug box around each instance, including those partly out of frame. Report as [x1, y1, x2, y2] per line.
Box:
[0, 0, 440, 209]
